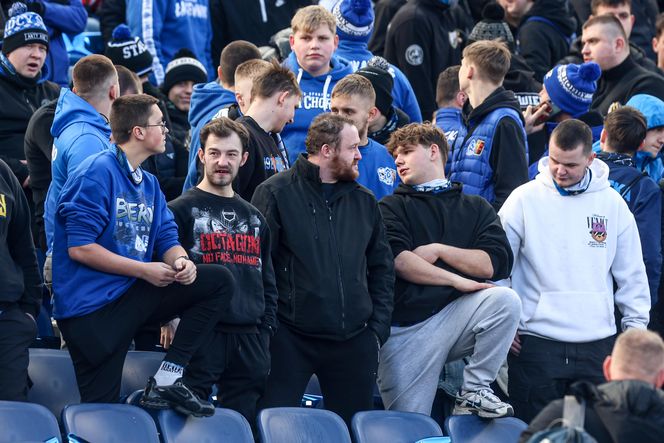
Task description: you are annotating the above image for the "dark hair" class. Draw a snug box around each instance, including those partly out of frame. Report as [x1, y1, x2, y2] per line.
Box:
[305, 113, 355, 155]
[591, 0, 631, 15]
[462, 40, 510, 84]
[583, 14, 628, 41]
[219, 41, 261, 87]
[110, 94, 159, 144]
[604, 106, 647, 153]
[115, 65, 142, 95]
[656, 13, 664, 38]
[436, 65, 461, 107]
[387, 123, 449, 165]
[252, 59, 302, 100]
[200, 117, 250, 153]
[73, 54, 118, 99]
[550, 119, 594, 154]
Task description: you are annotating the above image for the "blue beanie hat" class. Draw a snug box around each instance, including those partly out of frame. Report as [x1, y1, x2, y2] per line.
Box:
[333, 0, 374, 42]
[543, 62, 601, 118]
[2, 2, 49, 56]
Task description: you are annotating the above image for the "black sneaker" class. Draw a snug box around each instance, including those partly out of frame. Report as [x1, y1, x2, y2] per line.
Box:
[139, 377, 171, 410]
[152, 378, 215, 417]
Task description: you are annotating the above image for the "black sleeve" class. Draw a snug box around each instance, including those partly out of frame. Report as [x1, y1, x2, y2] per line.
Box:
[234, 133, 259, 201]
[472, 199, 514, 281]
[2, 162, 41, 317]
[98, 0, 126, 44]
[167, 198, 193, 251]
[519, 23, 557, 83]
[384, 18, 439, 119]
[378, 194, 413, 259]
[631, 75, 664, 104]
[0, 156, 28, 186]
[365, 200, 395, 345]
[209, 0, 230, 71]
[368, 0, 405, 56]
[518, 400, 564, 443]
[489, 117, 528, 212]
[251, 184, 281, 259]
[259, 218, 278, 333]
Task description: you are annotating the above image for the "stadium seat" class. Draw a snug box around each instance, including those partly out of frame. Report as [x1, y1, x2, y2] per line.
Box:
[62, 403, 160, 443]
[27, 348, 80, 421]
[444, 415, 528, 443]
[351, 410, 444, 443]
[0, 400, 61, 442]
[258, 407, 352, 443]
[121, 350, 165, 398]
[158, 408, 253, 443]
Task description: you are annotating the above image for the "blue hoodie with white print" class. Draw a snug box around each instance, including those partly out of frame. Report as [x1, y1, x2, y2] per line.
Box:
[282, 51, 353, 165]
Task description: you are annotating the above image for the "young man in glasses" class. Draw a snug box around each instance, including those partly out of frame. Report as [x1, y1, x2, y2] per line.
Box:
[51, 94, 235, 416]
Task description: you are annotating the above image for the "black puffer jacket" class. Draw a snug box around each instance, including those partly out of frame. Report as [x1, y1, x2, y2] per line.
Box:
[251, 155, 395, 344]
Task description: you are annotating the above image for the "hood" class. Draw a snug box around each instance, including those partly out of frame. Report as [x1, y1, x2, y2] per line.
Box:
[504, 53, 540, 94]
[284, 52, 353, 88]
[188, 81, 237, 128]
[466, 87, 524, 125]
[599, 380, 664, 425]
[524, 0, 576, 36]
[536, 156, 610, 193]
[51, 88, 110, 138]
[336, 39, 371, 61]
[626, 94, 664, 130]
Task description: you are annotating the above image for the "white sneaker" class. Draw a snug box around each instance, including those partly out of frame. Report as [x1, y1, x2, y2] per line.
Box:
[453, 389, 514, 418]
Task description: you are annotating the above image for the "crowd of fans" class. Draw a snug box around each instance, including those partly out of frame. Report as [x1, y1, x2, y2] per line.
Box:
[2, 0, 664, 441]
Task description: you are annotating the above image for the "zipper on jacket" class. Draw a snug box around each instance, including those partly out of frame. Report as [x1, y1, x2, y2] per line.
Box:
[327, 202, 346, 331]
[23, 91, 36, 113]
[309, 203, 319, 240]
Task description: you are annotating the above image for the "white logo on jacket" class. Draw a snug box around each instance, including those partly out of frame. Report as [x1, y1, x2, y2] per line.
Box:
[405, 45, 423, 66]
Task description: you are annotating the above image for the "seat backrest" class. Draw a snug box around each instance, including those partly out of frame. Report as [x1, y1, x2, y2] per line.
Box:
[158, 408, 253, 443]
[0, 400, 61, 442]
[352, 410, 444, 443]
[27, 348, 80, 421]
[258, 407, 352, 443]
[62, 403, 160, 443]
[121, 351, 165, 398]
[444, 415, 528, 443]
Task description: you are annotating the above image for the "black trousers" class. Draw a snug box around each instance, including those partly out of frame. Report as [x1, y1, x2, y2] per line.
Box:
[184, 330, 270, 428]
[508, 334, 615, 423]
[58, 264, 235, 403]
[0, 306, 38, 401]
[258, 325, 379, 426]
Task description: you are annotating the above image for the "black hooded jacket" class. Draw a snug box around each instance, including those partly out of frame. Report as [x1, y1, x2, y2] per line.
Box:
[517, 0, 577, 82]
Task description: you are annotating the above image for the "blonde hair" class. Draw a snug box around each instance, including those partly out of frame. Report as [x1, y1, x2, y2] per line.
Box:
[291, 5, 336, 35]
[612, 329, 664, 379]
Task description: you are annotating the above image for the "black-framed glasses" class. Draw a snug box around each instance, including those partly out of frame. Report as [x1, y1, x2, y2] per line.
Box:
[141, 121, 168, 134]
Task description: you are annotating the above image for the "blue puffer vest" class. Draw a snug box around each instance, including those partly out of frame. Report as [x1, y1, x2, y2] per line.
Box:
[450, 108, 527, 202]
[435, 107, 467, 175]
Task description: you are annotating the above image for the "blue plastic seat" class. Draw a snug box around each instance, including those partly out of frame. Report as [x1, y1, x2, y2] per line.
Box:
[0, 400, 61, 442]
[27, 348, 80, 421]
[352, 410, 444, 443]
[444, 415, 528, 443]
[121, 350, 165, 398]
[158, 408, 253, 443]
[62, 403, 160, 443]
[258, 407, 352, 443]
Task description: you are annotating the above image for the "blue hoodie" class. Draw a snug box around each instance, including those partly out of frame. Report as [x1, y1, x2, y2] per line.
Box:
[44, 88, 112, 254]
[335, 40, 422, 123]
[183, 81, 237, 191]
[52, 148, 179, 319]
[358, 138, 399, 200]
[41, 0, 88, 86]
[282, 52, 353, 165]
[126, 0, 213, 85]
[626, 94, 664, 183]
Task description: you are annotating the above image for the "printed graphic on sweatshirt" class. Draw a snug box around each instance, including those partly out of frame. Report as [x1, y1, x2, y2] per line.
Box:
[174, 0, 208, 19]
[114, 193, 154, 259]
[300, 90, 331, 111]
[0, 194, 6, 218]
[587, 215, 608, 248]
[264, 155, 288, 173]
[377, 167, 397, 186]
[189, 206, 262, 270]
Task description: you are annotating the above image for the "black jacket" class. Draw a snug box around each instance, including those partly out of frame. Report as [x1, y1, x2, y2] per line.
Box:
[505, 53, 541, 95]
[251, 155, 395, 344]
[520, 380, 664, 443]
[379, 183, 513, 324]
[368, 0, 406, 57]
[0, 62, 59, 184]
[591, 55, 664, 116]
[0, 159, 41, 318]
[24, 99, 57, 250]
[516, 0, 577, 82]
[384, 0, 466, 120]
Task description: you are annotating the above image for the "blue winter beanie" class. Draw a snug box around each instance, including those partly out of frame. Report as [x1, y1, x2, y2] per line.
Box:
[333, 0, 374, 42]
[543, 62, 601, 118]
[2, 2, 49, 56]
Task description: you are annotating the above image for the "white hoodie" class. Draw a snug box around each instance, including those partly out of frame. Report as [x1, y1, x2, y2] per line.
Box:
[498, 157, 650, 343]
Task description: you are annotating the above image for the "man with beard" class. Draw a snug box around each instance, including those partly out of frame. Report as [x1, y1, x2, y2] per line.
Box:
[251, 113, 395, 427]
[167, 117, 277, 430]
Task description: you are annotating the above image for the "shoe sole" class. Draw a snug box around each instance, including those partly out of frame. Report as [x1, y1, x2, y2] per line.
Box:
[139, 397, 171, 410]
[154, 386, 214, 417]
[454, 404, 514, 419]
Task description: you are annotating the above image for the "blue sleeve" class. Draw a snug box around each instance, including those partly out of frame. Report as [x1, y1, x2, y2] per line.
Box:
[183, 125, 202, 191]
[66, 134, 109, 176]
[127, 0, 166, 83]
[633, 181, 662, 304]
[391, 66, 422, 123]
[42, 0, 88, 34]
[58, 175, 111, 248]
[154, 190, 180, 258]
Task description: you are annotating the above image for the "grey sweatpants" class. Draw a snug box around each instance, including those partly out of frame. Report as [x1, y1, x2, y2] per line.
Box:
[377, 287, 521, 414]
